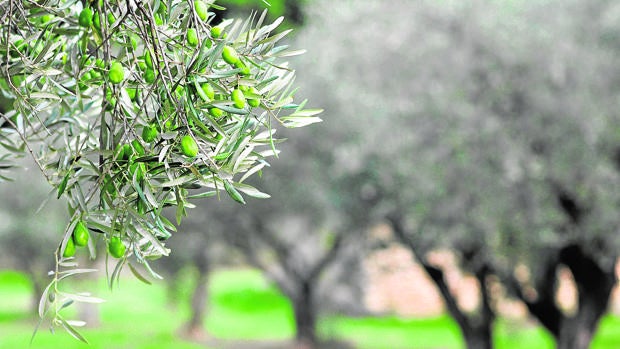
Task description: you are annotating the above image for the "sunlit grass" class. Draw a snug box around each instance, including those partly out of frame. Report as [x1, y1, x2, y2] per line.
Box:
[1, 268, 620, 348]
[0, 269, 205, 349]
[206, 269, 295, 340]
[321, 315, 463, 349]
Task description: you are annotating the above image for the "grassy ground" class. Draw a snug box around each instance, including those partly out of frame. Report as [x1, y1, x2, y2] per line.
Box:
[1, 268, 620, 348]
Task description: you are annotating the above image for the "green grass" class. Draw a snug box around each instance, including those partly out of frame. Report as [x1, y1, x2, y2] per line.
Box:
[206, 269, 295, 339]
[321, 315, 463, 349]
[0, 270, 206, 349]
[2, 268, 620, 348]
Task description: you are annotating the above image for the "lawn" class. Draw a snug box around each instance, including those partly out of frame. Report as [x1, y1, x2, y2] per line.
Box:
[1, 268, 620, 348]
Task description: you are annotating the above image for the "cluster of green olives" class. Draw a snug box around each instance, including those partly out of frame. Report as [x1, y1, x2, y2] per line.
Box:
[62, 220, 125, 259]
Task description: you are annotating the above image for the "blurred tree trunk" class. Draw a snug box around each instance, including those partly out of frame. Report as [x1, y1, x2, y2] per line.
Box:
[388, 212, 495, 349]
[291, 281, 317, 349]
[510, 244, 616, 349]
[555, 245, 615, 349]
[185, 245, 210, 339]
[226, 215, 346, 349]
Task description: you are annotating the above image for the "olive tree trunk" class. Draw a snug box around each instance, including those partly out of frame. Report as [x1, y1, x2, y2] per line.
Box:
[291, 281, 318, 349]
[185, 246, 210, 339]
[511, 244, 616, 349]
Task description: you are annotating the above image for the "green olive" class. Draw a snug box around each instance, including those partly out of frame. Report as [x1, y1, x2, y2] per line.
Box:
[180, 135, 199, 157]
[222, 46, 239, 65]
[72, 221, 90, 247]
[126, 87, 138, 101]
[231, 89, 246, 109]
[210, 26, 222, 38]
[63, 237, 76, 258]
[187, 28, 199, 47]
[194, 0, 209, 21]
[93, 11, 101, 30]
[248, 87, 261, 107]
[201, 83, 215, 100]
[209, 107, 224, 118]
[78, 8, 93, 28]
[95, 58, 105, 70]
[108, 61, 125, 85]
[40, 14, 53, 24]
[108, 237, 126, 258]
[235, 60, 250, 76]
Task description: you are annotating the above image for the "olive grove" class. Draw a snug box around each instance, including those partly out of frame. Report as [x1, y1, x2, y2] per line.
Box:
[292, 0, 620, 348]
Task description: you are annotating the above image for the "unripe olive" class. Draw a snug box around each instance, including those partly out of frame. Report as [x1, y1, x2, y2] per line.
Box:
[72, 221, 90, 247]
[180, 135, 199, 157]
[126, 87, 138, 101]
[187, 28, 199, 47]
[78, 8, 93, 28]
[211, 26, 222, 38]
[248, 87, 261, 107]
[108, 237, 126, 258]
[194, 0, 208, 21]
[235, 60, 250, 76]
[209, 107, 224, 118]
[231, 89, 246, 109]
[108, 61, 124, 85]
[144, 51, 153, 69]
[248, 98, 260, 108]
[222, 46, 239, 65]
[93, 12, 101, 30]
[201, 83, 215, 100]
[63, 237, 76, 258]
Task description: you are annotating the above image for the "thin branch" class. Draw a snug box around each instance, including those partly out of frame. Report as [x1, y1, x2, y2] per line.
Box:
[307, 232, 344, 283]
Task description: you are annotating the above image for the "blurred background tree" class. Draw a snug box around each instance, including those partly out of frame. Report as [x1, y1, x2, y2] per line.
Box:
[291, 0, 620, 348]
[0, 160, 65, 312]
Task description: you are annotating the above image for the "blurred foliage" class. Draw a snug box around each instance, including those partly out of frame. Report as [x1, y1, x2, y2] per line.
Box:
[215, 0, 306, 29]
[291, 0, 620, 346]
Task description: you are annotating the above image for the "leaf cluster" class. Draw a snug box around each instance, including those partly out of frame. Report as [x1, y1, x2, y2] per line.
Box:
[0, 0, 321, 338]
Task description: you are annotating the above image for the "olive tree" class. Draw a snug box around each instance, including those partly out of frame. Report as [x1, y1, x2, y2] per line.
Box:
[0, 0, 321, 341]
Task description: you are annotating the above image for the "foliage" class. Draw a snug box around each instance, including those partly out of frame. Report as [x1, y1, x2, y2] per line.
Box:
[0, 0, 321, 339]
